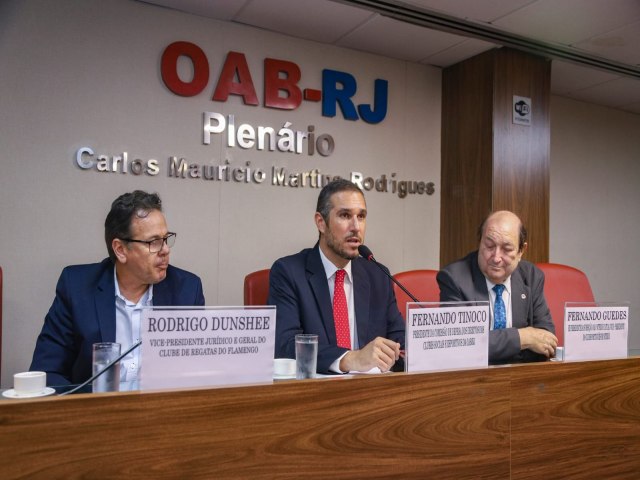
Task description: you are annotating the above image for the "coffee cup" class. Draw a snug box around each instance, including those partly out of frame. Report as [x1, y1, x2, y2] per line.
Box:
[273, 358, 296, 377]
[14, 371, 47, 395]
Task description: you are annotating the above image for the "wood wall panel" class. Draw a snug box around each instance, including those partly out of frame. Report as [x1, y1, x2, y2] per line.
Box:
[492, 49, 551, 262]
[441, 48, 551, 267]
[441, 52, 494, 267]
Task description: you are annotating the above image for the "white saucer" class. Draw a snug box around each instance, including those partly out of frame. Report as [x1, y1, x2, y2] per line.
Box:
[273, 373, 296, 380]
[2, 387, 56, 399]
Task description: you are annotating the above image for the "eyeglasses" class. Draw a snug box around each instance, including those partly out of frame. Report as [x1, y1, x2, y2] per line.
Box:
[121, 232, 176, 253]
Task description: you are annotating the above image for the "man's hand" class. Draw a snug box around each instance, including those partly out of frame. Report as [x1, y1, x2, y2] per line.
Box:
[339, 337, 401, 373]
[518, 327, 558, 358]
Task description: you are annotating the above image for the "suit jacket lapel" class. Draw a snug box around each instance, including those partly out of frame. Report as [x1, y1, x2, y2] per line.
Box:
[470, 253, 490, 301]
[307, 246, 335, 342]
[96, 263, 116, 343]
[510, 267, 529, 327]
[352, 259, 370, 349]
[153, 276, 171, 306]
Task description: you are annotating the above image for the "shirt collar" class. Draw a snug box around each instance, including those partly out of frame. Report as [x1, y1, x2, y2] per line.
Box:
[318, 247, 353, 283]
[113, 266, 153, 306]
[485, 275, 512, 295]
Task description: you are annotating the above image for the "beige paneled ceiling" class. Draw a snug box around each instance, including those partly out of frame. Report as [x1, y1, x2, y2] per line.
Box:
[138, 0, 640, 115]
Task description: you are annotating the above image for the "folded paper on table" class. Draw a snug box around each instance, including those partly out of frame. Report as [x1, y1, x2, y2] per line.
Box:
[564, 302, 629, 361]
[405, 301, 490, 373]
[140, 306, 276, 390]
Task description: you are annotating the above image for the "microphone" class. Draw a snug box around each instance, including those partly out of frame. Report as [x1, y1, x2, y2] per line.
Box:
[59, 340, 142, 396]
[358, 245, 420, 303]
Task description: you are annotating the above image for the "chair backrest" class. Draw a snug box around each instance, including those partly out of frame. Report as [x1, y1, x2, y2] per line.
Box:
[536, 263, 595, 346]
[243, 269, 270, 306]
[392, 269, 440, 321]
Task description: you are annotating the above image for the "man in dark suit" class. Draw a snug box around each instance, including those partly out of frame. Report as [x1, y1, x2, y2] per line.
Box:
[30, 191, 204, 386]
[268, 179, 405, 374]
[437, 210, 557, 364]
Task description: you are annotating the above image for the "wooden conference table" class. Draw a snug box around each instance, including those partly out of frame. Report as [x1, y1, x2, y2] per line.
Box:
[1, 357, 639, 479]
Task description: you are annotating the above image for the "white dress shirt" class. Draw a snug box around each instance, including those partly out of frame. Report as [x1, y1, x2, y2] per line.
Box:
[114, 268, 153, 391]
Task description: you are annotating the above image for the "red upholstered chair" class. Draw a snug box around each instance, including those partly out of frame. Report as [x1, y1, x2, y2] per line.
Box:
[536, 263, 595, 346]
[392, 269, 440, 321]
[243, 269, 271, 306]
[0, 266, 2, 382]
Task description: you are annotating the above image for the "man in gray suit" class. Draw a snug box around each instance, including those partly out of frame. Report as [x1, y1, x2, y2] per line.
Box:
[437, 210, 557, 364]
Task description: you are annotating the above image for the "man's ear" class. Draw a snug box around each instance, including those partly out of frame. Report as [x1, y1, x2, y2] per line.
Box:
[314, 212, 326, 235]
[112, 238, 128, 263]
[519, 242, 528, 256]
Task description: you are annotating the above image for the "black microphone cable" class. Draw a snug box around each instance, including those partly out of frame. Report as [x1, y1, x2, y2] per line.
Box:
[58, 340, 142, 396]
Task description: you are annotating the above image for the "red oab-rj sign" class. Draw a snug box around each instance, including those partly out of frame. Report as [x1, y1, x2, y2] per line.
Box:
[160, 41, 389, 124]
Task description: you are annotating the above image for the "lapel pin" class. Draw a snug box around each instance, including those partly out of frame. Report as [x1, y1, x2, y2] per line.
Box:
[521, 293, 526, 299]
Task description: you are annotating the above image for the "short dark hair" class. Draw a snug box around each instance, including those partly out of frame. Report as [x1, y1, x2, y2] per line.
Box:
[104, 191, 162, 261]
[477, 211, 528, 253]
[316, 179, 364, 224]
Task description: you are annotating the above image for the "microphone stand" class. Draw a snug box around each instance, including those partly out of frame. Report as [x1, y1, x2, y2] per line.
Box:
[358, 246, 421, 303]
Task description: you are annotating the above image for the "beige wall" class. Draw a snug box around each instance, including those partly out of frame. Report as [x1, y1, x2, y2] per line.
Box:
[550, 95, 640, 353]
[0, 0, 441, 386]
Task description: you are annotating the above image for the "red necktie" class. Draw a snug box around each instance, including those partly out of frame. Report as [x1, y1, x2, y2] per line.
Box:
[333, 269, 351, 349]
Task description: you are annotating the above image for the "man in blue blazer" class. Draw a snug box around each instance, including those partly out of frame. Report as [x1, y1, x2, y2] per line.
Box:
[268, 179, 405, 374]
[437, 210, 557, 364]
[30, 191, 204, 386]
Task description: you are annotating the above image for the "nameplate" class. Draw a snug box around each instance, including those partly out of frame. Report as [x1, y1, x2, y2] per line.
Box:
[140, 306, 276, 390]
[564, 302, 629, 361]
[405, 301, 490, 372]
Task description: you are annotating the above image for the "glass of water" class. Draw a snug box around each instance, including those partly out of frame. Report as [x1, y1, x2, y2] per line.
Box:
[92, 342, 121, 392]
[295, 334, 318, 379]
